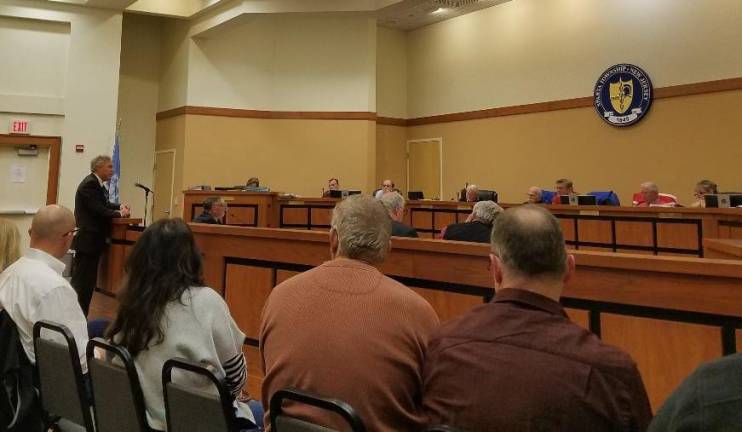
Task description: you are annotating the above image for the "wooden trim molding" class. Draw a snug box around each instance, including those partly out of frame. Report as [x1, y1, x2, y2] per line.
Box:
[156, 106, 376, 121]
[0, 134, 62, 204]
[376, 116, 408, 127]
[156, 76, 742, 125]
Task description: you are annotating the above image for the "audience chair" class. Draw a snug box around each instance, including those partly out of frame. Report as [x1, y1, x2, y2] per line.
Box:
[32, 320, 95, 432]
[162, 357, 243, 432]
[540, 190, 556, 204]
[270, 388, 366, 432]
[587, 191, 621, 206]
[86, 338, 150, 432]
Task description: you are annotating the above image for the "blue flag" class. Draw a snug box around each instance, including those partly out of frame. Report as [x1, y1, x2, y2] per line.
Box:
[110, 130, 121, 204]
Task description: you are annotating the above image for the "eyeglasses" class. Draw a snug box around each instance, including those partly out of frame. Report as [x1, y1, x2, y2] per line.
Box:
[63, 227, 79, 238]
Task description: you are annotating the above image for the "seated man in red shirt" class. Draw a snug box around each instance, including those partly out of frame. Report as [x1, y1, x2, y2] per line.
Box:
[422, 205, 652, 431]
[551, 178, 579, 204]
[632, 181, 679, 207]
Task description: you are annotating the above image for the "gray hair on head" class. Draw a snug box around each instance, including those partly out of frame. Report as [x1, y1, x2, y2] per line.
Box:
[640, 181, 658, 192]
[379, 191, 405, 213]
[331, 195, 392, 265]
[90, 155, 112, 172]
[472, 201, 503, 224]
[491, 205, 567, 279]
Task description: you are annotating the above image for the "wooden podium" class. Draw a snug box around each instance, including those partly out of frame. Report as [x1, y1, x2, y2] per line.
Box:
[98, 218, 142, 296]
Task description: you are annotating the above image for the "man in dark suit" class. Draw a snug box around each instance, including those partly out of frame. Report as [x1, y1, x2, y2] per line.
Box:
[193, 196, 226, 224]
[442, 201, 502, 243]
[71, 155, 130, 316]
[379, 191, 418, 238]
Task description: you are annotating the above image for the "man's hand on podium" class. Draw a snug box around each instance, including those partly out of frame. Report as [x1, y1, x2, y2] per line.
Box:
[119, 204, 131, 218]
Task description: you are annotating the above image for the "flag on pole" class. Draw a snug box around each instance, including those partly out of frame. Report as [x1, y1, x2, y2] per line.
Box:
[110, 124, 121, 204]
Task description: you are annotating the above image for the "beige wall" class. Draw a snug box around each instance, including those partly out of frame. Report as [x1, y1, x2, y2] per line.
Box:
[0, 1, 123, 250]
[408, 89, 742, 205]
[176, 115, 377, 199]
[376, 26, 407, 118]
[117, 13, 161, 222]
[155, 116, 186, 217]
[187, 14, 377, 111]
[375, 124, 407, 191]
[407, 0, 742, 117]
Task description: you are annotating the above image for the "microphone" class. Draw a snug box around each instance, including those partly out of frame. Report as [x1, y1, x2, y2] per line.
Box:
[134, 182, 152, 193]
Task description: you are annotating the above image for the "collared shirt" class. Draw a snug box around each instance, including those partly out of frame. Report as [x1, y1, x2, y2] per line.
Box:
[422, 288, 652, 432]
[0, 248, 89, 371]
[93, 172, 106, 187]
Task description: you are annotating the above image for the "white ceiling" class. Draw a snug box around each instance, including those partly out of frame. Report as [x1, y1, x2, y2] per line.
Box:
[44, 0, 511, 31]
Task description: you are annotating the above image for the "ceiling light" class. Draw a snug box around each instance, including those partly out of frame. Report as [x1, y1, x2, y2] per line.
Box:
[432, 7, 447, 14]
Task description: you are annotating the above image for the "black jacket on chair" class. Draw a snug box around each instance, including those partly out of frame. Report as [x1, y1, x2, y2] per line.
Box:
[72, 174, 120, 254]
[442, 221, 493, 244]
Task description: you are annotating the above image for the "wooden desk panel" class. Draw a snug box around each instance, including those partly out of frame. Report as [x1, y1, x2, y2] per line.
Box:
[225, 264, 273, 341]
[602, 314, 721, 411]
[704, 238, 742, 260]
[277, 198, 337, 230]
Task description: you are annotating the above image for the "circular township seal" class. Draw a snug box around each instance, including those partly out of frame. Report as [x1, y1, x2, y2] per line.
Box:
[594, 64, 653, 127]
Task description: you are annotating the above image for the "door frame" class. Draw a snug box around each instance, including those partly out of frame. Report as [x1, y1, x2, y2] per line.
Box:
[153, 149, 176, 220]
[406, 138, 443, 200]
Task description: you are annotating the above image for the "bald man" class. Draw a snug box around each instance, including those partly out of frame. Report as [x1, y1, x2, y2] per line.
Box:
[0, 205, 89, 371]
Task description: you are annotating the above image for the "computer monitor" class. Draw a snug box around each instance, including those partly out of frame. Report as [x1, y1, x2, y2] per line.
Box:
[560, 195, 597, 205]
[477, 190, 498, 203]
[328, 189, 343, 198]
[705, 193, 742, 208]
[346, 190, 362, 196]
[408, 191, 424, 200]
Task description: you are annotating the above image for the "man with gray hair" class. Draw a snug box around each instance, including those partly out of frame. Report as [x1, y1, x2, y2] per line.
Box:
[633, 181, 679, 207]
[442, 200, 503, 243]
[72, 155, 130, 316]
[422, 205, 651, 431]
[380, 191, 418, 238]
[260, 195, 438, 430]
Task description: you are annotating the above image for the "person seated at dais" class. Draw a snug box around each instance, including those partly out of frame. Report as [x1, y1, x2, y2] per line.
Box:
[380, 191, 418, 238]
[193, 196, 227, 224]
[633, 182, 678, 207]
[526, 186, 544, 204]
[374, 179, 396, 199]
[322, 178, 340, 197]
[690, 179, 718, 208]
[442, 201, 503, 243]
[552, 178, 579, 204]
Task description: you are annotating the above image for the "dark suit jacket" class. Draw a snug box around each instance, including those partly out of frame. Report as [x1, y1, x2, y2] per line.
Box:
[442, 221, 492, 244]
[193, 212, 220, 224]
[392, 221, 418, 238]
[73, 174, 120, 254]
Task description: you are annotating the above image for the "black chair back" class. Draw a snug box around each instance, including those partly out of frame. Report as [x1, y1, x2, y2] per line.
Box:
[162, 358, 235, 432]
[86, 338, 150, 432]
[32, 320, 94, 431]
[270, 388, 365, 432]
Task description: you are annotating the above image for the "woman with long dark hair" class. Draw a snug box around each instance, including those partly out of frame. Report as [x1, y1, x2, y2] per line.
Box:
[108, 218, 259, 431]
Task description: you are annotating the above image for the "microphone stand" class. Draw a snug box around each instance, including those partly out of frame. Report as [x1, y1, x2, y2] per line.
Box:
[139, 188, 153, 228]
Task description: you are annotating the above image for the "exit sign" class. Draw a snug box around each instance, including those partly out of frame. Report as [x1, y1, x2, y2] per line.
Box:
[10, 120, 30, 135]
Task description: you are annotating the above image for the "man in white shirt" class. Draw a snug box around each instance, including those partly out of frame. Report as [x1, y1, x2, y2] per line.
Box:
[0, 205, 89, 371]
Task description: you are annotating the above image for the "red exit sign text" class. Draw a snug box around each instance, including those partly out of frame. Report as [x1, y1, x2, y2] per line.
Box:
[11, 120, 30, 134]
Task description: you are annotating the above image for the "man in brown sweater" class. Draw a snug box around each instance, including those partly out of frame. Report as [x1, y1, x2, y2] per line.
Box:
[422, 205, 652, 431]
[260, 195, 439, 431]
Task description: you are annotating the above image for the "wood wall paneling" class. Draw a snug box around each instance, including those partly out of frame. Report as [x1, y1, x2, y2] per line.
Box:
[433, 212, 457, 231]
[243, 345, 263, 401]
[410, 286, 484, 322]
[282, 207, 309, 227]
[276, 270, 301, 285]
[565, 308, 590, 330]
[656, 223, 700, 250]
[225, 264, 273, 340]
[601, 314, 722, 411]
[227, 206, 256, 225]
